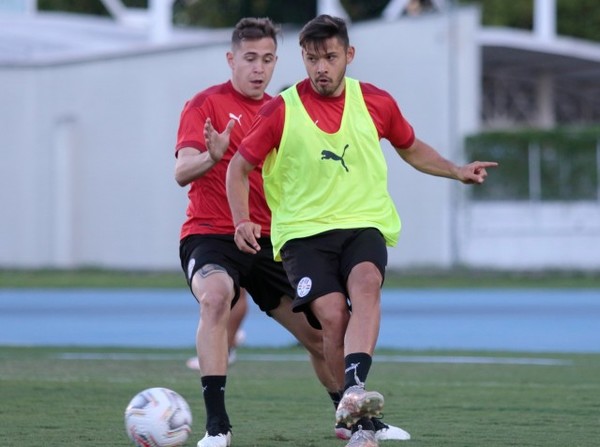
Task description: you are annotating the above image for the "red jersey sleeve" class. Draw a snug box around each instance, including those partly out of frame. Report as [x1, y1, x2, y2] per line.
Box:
[175, 91, 213, 155]
[238, 96, 286, 166]
[360, 82, 415, 149]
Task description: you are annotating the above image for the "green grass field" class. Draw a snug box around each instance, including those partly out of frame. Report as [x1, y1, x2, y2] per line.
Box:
[1, 268, 600, 288]
[1, 345, 599, 446]
[2, 270, 599, 446]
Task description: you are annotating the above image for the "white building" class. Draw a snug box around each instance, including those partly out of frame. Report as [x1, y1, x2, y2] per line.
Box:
[1, 0, 599, 271]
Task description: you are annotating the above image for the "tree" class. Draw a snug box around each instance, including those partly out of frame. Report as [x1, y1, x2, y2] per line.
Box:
[38, 0, 147, 16]
[174, 0, 316, 27]
[458, 0, 599, 42]
[38, 0, 600, 42]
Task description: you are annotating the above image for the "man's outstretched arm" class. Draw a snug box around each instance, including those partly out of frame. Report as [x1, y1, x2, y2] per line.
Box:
[397, 138, 498, 184]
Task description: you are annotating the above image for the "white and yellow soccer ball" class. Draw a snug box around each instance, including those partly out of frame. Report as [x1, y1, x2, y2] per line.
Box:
[124, 387, 192, 447]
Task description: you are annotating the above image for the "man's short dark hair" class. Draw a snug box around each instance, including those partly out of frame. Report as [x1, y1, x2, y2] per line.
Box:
[232, 17, 280, 49]
[298, 14, 350, 53]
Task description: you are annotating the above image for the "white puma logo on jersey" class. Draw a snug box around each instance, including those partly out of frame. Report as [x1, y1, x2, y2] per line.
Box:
[228, 113, 242, 125]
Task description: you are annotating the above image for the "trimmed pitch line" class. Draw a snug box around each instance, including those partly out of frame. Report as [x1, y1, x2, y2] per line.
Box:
[55, 352, 573, 366]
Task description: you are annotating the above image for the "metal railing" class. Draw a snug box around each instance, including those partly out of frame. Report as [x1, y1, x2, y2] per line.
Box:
[466, 130, 600, 202]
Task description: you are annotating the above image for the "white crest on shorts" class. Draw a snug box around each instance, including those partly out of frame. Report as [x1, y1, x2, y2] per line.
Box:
[297, 277, 312, 298]
[187, 258, 196, 280]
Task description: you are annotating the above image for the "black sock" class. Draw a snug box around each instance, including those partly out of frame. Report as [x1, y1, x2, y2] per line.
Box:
[344, 352, 372, 391]
[328, 390, 343, 410]
[201, 375, 230, 433]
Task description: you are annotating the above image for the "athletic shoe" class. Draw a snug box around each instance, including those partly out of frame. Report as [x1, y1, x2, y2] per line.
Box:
[335, 421, 352, 440]
[188, 330, 245, 369]
[185, 348, 238, 370]
[234, 328, 246, 347]
[371, 417, 411, 441]
[345, 426, 378, 447]
[336, 386, 384, 428]
[198, 419, 232, 447]
[228, 348, 237, 365]
[197, 430, 232, 447]
[186, 356, 200, 370]
[335, 418, 410, 441]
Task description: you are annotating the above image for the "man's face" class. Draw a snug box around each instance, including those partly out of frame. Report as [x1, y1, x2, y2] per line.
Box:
[228, 37, 277, 100]
[302, 37, 354, 97]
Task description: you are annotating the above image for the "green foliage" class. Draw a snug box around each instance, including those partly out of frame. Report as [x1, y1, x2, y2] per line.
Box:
[459, 0, 600, 41]
[556, 0, 600, 42]
[37, 0, 600, 41]
[173, 0, 316, 28]
[466, 126, 600, 201]
[341, 0, 390, 21]
[1, 346, 599, 446]
[175, 0, 244, 28]
[38, 0, 109, 15]
[458, 0, 533, 29]
[38, 0, 147, 16]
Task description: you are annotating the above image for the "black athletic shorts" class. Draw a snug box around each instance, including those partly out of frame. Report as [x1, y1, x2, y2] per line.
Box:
[280, 228, 387, 327]
[179, 234, 294, 314]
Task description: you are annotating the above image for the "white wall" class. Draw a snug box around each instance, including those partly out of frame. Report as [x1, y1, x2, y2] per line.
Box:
[459, 203, 600, 270]
[1, 45, 231, 269]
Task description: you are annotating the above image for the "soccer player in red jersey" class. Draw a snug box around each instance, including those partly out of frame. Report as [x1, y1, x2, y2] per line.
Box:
[175, 18, 342, 447]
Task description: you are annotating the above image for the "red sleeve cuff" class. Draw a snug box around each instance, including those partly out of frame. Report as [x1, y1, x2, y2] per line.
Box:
[176, 141, 206, 152]
[238, 145, 262, 166]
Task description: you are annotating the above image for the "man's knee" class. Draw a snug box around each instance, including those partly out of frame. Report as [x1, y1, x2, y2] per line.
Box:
[311, 295, 350, 334]
[191, 267, 234, 318]
[349, 262, 383, 291]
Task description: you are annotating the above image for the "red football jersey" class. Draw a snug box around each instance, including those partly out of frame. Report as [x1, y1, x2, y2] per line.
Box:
[176, 81, 272, 239]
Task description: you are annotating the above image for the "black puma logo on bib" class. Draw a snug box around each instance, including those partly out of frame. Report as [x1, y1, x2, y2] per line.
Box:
[321, 144, 349, 172]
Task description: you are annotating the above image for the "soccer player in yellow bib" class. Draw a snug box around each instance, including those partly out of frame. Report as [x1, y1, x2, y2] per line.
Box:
[225, 15, 497, 447]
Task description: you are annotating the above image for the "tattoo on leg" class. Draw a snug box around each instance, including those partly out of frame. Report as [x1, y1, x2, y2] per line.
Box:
[198, 263, 227, 278]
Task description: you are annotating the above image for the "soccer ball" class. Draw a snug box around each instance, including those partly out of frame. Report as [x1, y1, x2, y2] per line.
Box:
[124, 387, 192, 447]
